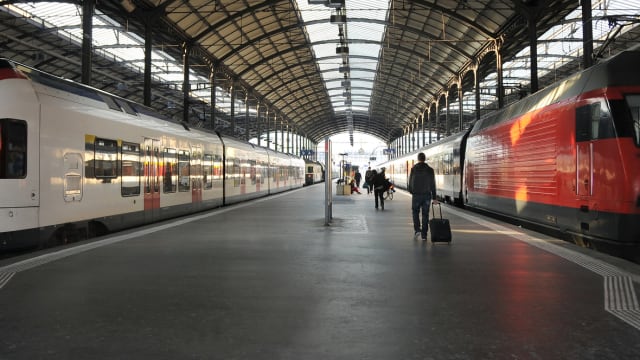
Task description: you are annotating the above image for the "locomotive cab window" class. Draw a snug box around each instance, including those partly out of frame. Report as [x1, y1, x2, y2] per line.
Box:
[629, 95, 640, 146]
[0, 119, 27, 179]
[624, 95, 640, 146]
[575, 100, 615, 141]
[603, 95, 640, 147]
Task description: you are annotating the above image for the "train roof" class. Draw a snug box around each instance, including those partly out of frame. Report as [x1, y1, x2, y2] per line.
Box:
[1, 58, 303, 159]
[471, 48, 640, 134]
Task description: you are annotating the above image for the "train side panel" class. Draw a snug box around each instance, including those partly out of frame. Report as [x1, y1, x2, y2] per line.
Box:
[464, 83, 640, 258]
[0, 72, 41, 247]
[223, 138, 269, 205]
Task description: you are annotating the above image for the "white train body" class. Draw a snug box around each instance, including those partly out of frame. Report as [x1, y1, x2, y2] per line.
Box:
[0, 59, 304, 249]
[304, 160, 324, 186]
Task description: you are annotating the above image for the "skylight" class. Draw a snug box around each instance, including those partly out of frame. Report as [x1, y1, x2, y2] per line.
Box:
[297, 0, 388, 114]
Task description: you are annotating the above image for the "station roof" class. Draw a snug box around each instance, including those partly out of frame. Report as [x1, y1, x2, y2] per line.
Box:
[0, 1, 638, 144]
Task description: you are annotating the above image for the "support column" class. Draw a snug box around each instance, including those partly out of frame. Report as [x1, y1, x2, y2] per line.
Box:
[256, 103, 262, 146]
[264, 109, 269, 148]
[286, 123, 290, 154]
[428, 107, 432, 144]
[273, 113, 278, 151]
[444, 92, 450, 136]
[474, 68, 481, 121]
[144, 21, 152, 106]
[527, 12, 539, 94]
[495, 43, 505, 109]
[210, 68, 217, 130]
[182, 43, 190, 124]
[81, 0, 95, 85]
[458, 83, 464, 131]
[421, 111, 426, 147]
[435, 101, 441, 141]
[230, 80, 236, 136]
[582, 0, 594, 69]
[245, 93, 250, 141]
[280, 119, 284, 153]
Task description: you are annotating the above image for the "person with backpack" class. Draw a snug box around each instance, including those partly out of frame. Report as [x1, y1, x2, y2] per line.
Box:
[372, 168, 387, 210]
[408, 152, 438, 241]
[364, 167, 373, 194]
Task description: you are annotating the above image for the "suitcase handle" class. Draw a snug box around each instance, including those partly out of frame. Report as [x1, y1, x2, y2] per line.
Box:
[431, 202, 443, 220]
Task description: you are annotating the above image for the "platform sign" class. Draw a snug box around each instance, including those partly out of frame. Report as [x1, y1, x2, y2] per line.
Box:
[369, 157, 376, 161]
[383, 148, 396, 155]
[300, 149, 315, 156]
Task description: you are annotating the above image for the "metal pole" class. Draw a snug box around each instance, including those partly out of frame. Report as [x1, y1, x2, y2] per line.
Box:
[325, 137, 332, 225]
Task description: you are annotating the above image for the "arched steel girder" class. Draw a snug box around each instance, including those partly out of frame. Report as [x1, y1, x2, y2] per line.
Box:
[271, 68, 438, 117]
[274, 78, 433, 130]
[407, 1, 499, 39]
[239, 39, 464, 83]
[303, 115, 392, 143]
[294, 104, 403, 142]
[218, 17, 478, 65]
[190, 0, 282, 43]
[265, 62, 448, 116]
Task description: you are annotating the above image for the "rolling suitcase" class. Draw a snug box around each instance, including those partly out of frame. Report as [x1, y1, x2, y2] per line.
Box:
[429, 203, 452, 243]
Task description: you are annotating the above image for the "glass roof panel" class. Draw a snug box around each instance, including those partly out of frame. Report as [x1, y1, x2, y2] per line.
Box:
[297, 0, 389, 114]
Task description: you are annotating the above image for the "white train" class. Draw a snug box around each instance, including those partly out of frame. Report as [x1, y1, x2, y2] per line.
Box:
[0, 58, 305, 250]
[304, 160, 324, 186]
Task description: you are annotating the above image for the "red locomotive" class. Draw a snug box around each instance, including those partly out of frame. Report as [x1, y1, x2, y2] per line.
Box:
[384, 48, 640, 262]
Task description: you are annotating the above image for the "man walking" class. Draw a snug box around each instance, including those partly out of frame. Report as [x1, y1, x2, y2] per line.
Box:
[408, 152, 438, 241]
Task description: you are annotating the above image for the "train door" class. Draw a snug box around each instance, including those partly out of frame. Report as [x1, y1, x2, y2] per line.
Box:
[575, 104, 595, 199]
[191, 145, 202, 204]
[143, 138, 161, 222]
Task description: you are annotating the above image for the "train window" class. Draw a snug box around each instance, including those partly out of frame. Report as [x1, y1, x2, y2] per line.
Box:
[576, 105, 591, 142]
[213, 154, 223, 180]
[232, 158, 241, 187]
[577, 101, 616, 141]
[619, 95, 640, 147]
[121, 142, 141, 197]
[249, 160, 257, 185]
[0, 119, 27, 179]
[627, 95, 640, 146]
[178, 150, 190, 192]
[94, 138, 118, 179]
[163, 148, 177, 193]
[592, 101, 616, 140]
[203, 154, 213, 190]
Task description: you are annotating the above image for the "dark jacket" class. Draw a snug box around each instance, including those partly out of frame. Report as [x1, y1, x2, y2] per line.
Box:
[408, 162, 436, 198]
[372, 171, 386, 189]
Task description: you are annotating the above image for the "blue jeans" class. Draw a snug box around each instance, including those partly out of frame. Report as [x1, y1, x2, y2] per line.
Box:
[412, 193, 432, 238]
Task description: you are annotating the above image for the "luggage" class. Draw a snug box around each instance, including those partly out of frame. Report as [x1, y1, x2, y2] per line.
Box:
[429, 203, 452, 243]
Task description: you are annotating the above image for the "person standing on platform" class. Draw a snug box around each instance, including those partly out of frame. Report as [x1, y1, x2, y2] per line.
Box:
[364, 167, 373, 194]
[354, 170, 362, 188]
[372, 168, 386, 210]
[408, 152, 438, 240]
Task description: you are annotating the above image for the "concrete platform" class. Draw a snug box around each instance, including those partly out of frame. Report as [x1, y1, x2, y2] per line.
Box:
[1, 184, 640, 359]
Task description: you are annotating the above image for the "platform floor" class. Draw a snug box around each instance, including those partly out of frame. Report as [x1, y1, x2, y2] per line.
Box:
[1, 184, 640, 359]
